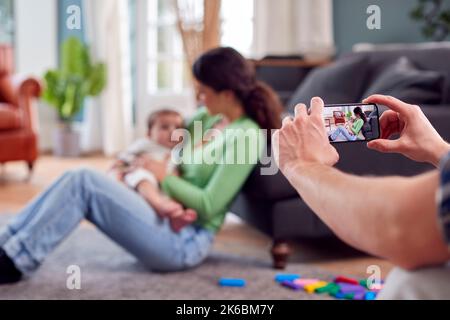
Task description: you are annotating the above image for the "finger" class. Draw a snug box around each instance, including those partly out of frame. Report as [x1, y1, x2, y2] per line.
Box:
[310, 97, 324, 117]
[363, 95, 410, 114]
[381, 127, 397, 140]
[282, 116, 293, 127]
[379, 110, 399, 123]
[294, 103, 307, 118]
[380, 121, 400, 139]
[272, 129, 279, 143]
[367, 139, 402, 154]
[378, 111, 401, 139]
[271, 131, 280, 164]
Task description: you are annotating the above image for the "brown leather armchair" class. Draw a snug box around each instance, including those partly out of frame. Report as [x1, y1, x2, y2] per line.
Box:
[0, 45, 42, 173]
[333, 111, 346, 126]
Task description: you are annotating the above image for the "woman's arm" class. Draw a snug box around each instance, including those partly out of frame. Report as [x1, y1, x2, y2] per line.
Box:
[161, 160, 254, 221]
[351, 119, 364, 135]
[161, 129, 260, 222]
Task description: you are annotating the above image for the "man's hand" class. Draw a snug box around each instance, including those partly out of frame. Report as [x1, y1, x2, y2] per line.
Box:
[272, 97, 339, 177]
[365, 95, 450, 167]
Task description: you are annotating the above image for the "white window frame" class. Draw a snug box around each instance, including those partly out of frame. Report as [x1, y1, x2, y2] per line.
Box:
[135, 0, 195, 138]
[135, 0, 255, 137]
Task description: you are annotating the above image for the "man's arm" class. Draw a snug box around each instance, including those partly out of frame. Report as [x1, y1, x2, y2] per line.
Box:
[273, 96, 450, 271]
[286, 163, 449, 270]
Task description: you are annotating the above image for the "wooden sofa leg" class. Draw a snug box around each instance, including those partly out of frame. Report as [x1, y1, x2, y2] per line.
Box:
[271, 240, 291, 270]
[27, 162, 34, 173]
[26, 162, 35, 180]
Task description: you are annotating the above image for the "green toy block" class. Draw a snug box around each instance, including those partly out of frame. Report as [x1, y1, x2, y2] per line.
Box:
[359, 279, 369, 289]
[315, 283, 339, 294]
[344, 293, 355, 300]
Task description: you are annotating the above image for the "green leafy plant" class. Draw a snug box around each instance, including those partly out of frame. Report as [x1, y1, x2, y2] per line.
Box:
[42, 36, 107, 122]
[411, 0, 450, 41]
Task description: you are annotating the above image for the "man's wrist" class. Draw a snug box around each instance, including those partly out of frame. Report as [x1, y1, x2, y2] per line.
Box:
[431, 142, 450, 167]
[282, 161, 325, 181]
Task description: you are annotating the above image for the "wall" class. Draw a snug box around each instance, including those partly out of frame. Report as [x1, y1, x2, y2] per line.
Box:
[333, 0, 431, 54]
[15, 0, 58, 151]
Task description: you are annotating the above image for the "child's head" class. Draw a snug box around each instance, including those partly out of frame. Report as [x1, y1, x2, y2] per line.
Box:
[147, 109, 184, 148]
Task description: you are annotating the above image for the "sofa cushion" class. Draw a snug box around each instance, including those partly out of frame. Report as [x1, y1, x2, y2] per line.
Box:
[287, 55, 370, 112]
[363, 56, 446, 105]
[0, 103, 21, 130]
[349, 44, 450, 104]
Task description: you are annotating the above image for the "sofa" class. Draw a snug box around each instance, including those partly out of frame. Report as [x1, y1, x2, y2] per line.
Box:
[231, 44, 450, 269]
[0, 45, 42, 173]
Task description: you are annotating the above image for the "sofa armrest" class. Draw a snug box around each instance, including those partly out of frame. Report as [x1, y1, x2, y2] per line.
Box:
[10, 75, 42, 131]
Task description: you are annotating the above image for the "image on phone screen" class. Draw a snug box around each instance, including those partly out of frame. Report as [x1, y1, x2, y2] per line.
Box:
[325, 103, 380, 143]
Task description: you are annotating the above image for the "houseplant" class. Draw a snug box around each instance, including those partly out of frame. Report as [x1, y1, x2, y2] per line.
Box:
[411, 0, 450, 41]
[42, 36, 106, 157]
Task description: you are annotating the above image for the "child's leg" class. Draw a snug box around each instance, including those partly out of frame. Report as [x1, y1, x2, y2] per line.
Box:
[169, 209, 198, 233]
[127, 169, 197, 231]
[124, 168, 158, 189]
[131, 170, 182, 218]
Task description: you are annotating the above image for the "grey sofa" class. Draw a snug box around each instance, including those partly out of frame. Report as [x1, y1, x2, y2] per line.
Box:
[231, 45, 450, 269]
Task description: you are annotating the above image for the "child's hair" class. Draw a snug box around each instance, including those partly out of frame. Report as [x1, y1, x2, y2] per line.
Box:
[147, 109, 182, 130]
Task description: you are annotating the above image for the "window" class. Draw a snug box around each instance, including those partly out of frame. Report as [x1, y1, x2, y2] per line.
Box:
[221, 0, 254, 57]
[145, 0, 254, 94]
[147, 0, 189, 94]
[0, 0, 14, 45]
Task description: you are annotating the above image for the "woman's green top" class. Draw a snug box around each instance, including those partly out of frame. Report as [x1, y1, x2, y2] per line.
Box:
[161, 108, 262, 233]
[351, 118, 364, 135]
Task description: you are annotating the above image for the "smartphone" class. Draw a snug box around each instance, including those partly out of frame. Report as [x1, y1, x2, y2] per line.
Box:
[324, 103, 380, 143]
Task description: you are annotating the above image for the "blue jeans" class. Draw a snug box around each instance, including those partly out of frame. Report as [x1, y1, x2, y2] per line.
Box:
[0, 168, 215, 275]
[330, 126, 357, 142]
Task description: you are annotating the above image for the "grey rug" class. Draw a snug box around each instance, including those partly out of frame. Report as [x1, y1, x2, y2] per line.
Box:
[0, 215, 335, 300]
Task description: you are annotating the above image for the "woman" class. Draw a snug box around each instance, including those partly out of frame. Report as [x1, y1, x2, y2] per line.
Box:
[329, 107, 367, 142]
[0, 47, 282, 284]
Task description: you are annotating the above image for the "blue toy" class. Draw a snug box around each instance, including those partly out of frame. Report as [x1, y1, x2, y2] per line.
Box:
[274, 274, 300, 283]
[218, 278, 246, 287]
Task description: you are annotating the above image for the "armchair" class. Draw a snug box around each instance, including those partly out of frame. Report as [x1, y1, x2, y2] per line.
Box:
[0, 45, 42, 173]
[333, 111, 346, 125]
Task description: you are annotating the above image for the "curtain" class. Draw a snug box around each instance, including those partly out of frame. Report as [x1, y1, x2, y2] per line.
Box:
[82, 0, 133, 156]
[173, 0, 221, 68]
[253, 0, 335, 59]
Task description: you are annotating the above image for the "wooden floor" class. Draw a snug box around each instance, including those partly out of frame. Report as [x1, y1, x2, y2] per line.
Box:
[0, 155, 392, 279]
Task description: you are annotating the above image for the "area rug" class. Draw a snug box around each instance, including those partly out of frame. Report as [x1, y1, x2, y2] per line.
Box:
[0, 215, 336, 300]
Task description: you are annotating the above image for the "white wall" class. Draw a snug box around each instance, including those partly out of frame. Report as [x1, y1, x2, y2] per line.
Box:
[15, 0, 58, 151]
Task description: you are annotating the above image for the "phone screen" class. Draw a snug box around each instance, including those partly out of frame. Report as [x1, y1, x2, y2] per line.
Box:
[324, 103, 380, 143]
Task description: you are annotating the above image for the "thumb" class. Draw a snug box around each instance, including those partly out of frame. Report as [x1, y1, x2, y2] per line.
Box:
[367, 139, 401, 154]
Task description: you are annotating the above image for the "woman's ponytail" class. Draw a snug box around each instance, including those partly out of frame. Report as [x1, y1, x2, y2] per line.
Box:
[242, 81, 282, 131]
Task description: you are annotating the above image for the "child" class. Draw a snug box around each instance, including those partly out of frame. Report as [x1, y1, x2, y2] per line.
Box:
[110, 109, 197, 232]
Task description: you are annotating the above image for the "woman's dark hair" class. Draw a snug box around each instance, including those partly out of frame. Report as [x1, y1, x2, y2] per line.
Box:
[353, 107, 367, 123]
[192, 47, 282, 131]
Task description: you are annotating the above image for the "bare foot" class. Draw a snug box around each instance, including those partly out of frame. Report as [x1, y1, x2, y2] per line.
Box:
[170, 209, 198, 233]
[154, 198, 183, 218]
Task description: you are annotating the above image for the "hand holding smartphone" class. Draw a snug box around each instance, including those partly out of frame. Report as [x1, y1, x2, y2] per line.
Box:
[324, 103, 380, 143]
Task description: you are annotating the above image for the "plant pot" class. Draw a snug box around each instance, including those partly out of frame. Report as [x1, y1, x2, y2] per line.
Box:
[53, 122, 81, 158]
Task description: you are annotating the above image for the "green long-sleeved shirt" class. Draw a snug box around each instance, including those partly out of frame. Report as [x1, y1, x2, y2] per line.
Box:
[351, 118, 364, 135]
[161, 108, 262, 232]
